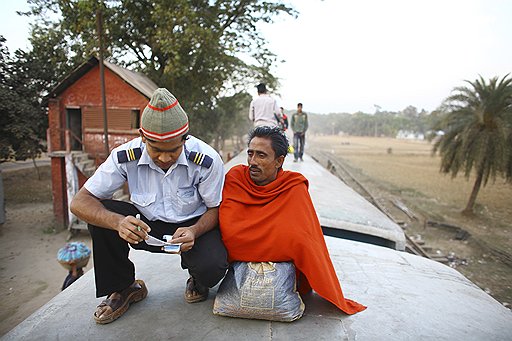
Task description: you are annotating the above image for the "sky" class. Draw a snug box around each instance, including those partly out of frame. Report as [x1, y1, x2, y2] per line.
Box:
[1, 0, 511, 114]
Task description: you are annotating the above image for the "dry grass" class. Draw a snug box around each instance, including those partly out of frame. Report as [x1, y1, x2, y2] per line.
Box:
[310, 135, 512, 228]
[307, 135, 512, 306]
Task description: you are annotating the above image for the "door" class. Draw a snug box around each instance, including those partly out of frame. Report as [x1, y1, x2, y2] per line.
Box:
[66, 108, 82, 151]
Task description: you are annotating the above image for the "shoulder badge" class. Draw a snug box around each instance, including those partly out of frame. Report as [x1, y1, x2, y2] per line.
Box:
[117, 148, 142, 163]
[188, 151, 213, 168]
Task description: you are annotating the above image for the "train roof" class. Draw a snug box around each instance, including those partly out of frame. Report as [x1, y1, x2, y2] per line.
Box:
[4, 238, 511, 340]
[4, 153, 511, 340]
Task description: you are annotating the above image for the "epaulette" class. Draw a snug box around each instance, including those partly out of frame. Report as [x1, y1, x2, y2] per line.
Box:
[117, 147, 142, 163]
[188, 151, 213, 168]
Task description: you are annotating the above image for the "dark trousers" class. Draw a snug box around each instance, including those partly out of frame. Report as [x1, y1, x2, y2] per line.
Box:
[88, 200, 228, 297]
[293, 133, 306, 160]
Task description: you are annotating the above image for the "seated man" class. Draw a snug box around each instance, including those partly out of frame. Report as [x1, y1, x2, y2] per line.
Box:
[71, 88, 228, 324]
[219, 126, 366, 315]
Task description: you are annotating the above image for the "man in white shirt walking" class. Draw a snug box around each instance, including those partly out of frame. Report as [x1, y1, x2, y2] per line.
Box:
[248, 83, 282, 127]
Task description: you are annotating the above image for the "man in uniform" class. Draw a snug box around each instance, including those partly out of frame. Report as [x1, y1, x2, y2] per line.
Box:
[70, 88, 228, 324]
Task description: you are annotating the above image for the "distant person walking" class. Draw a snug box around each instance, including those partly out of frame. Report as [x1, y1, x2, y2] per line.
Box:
[249, 83, 282, 127]
[291, 103, 308, 162]
[280, 107, 289, 131]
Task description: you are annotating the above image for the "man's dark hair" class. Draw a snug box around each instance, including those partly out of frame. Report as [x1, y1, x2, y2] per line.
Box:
[248, 126, 289, 158]
[297, 103, 303, 107]
[256, 83, 267, 94]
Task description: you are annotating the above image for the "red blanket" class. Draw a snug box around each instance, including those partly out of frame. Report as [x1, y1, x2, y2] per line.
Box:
[219, 164, 366, 315]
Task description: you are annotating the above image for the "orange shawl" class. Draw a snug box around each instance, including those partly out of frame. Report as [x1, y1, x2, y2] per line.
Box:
[219, 164, 366, 315]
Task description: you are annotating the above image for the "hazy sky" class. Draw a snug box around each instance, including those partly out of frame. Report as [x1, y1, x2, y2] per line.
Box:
[2, 0, 511, 114]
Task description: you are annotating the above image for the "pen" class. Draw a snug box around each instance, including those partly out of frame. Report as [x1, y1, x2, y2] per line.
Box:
[135, 213, 141, 231]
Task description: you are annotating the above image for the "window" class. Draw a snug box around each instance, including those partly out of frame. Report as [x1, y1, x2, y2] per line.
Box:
[131, 110, 141, 129]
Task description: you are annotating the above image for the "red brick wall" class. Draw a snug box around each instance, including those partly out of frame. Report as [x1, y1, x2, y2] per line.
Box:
[47, 98, 64, 153]
[84, 130, 139, 165]
[57, 65, 149, 109]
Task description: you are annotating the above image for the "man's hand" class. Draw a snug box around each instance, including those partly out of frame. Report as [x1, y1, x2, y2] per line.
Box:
[167, 227, 197, 253]
[116, 215, 151, 244]
[163, 207, 218, 253]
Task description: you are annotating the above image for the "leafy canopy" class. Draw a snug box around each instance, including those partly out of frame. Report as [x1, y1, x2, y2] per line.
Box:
[432, 74, 512, 184]
[24, 0, 296, 141]
[0, 37, 45, 161]
[0, 19, 79, 162]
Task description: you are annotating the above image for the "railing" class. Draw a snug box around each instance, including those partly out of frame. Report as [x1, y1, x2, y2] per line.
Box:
[47, 128, 83, 154]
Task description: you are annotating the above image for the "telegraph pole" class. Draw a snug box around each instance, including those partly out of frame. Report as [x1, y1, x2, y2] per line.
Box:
[96, 6, 109, 157]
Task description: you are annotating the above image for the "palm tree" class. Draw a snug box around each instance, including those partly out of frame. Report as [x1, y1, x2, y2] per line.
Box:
[431, 74, 512, 215]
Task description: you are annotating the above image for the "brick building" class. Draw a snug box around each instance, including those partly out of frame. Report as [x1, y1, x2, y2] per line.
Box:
[45, 56, 158, 228]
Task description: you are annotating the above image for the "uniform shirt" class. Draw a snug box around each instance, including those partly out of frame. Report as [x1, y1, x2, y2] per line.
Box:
[84, 136, 224, 223]
[249, 94, 280, 127]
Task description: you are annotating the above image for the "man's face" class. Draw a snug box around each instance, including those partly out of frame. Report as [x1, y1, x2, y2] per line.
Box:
[247, 137, 284, 186]
[297, 105, 303, 114]
[141, 133, 185, 171]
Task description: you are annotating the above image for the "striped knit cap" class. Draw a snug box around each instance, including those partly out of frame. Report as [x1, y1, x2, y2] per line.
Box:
[140, 88, 189, 141]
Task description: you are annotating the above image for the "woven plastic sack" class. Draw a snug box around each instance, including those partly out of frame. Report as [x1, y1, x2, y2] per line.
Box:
[57, 242, 91, 271]
[213, 262, 305, 322]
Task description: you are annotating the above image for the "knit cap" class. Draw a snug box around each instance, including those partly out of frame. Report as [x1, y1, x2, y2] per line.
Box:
[140, 88, 189, 141]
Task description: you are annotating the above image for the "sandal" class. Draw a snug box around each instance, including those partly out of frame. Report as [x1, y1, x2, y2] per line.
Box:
[184, 276, 209, 303]
[93, 279, 148, 324]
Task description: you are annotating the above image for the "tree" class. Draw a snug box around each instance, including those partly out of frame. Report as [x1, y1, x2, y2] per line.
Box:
[28, 24, 85, 91]
[24, 0, 296, 142]
[210, 91, 252, 152]
[0, 37, 46, 164]
[0, 26, 76, 165]
[431, 75, 512, 215]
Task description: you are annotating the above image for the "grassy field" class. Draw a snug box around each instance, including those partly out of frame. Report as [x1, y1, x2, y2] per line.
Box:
[307, 135, 512, 306]
[309, 135, 511, 229]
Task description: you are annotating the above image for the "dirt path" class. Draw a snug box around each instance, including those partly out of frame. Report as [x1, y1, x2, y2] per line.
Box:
[0, 166, 92, 336]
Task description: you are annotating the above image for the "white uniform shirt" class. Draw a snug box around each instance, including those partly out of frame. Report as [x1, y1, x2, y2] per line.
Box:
[249, 94, 280, 127]
[84, 136, 224, 223]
